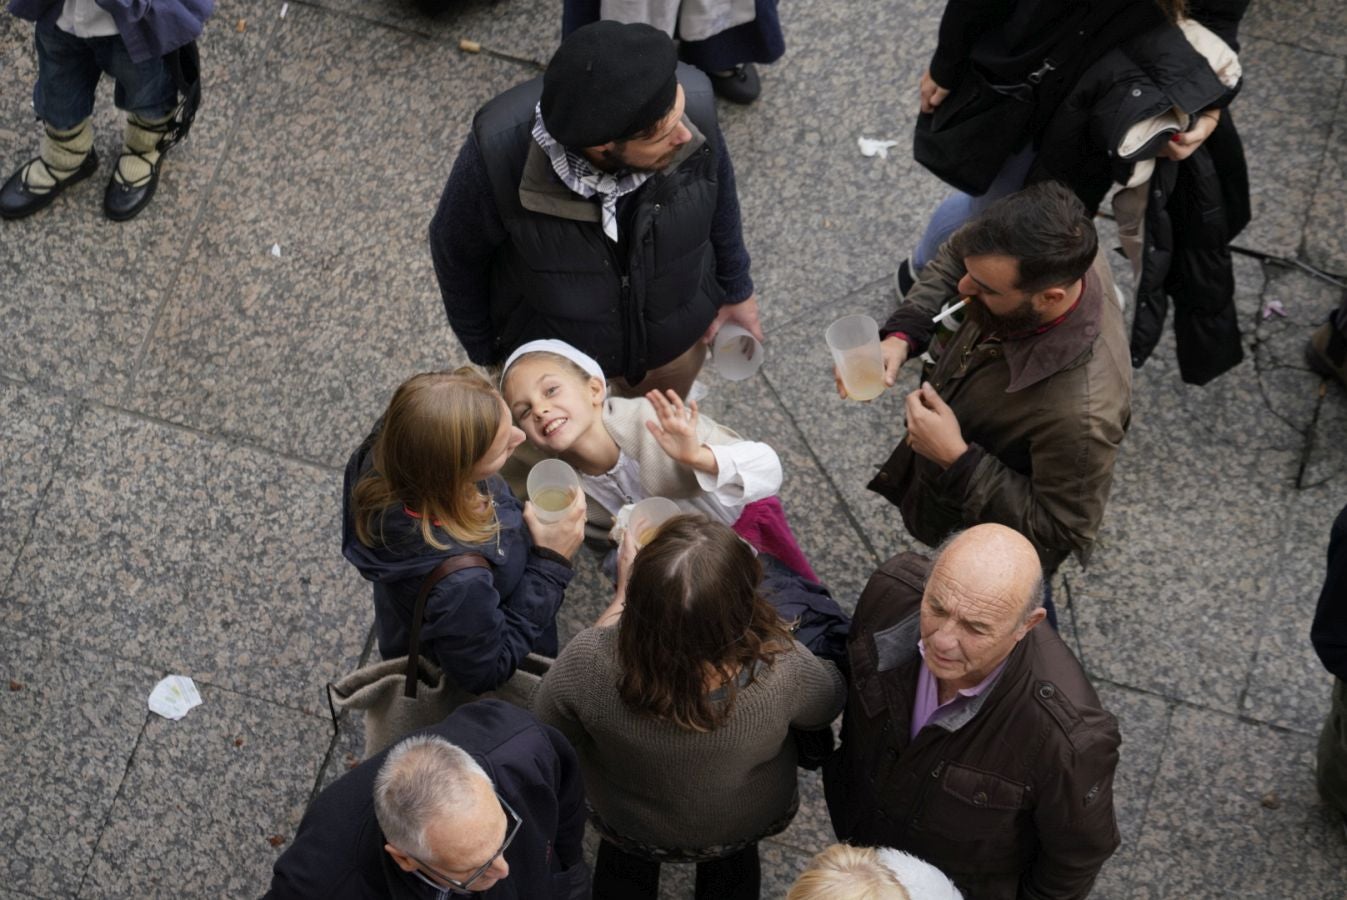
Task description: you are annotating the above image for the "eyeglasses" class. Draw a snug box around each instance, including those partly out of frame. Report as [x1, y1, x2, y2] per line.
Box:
[407, 793, 522, 894]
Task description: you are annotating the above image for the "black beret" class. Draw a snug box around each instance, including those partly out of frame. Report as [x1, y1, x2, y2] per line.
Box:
[541, 21, 679, 148]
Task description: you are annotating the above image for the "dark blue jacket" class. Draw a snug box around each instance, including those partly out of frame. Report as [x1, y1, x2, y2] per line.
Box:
[8, 0, 213, 64]
[342, 424, 573, 694]
[265, 700, 590, 900]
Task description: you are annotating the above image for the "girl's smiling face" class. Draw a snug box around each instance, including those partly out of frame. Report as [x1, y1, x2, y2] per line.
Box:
[503, 355, 605, 453]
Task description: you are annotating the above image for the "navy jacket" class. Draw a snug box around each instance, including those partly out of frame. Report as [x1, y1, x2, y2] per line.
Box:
[8, 0, 213, 63]
[342, 423, 572, 694]
[265, 701, 590, 900]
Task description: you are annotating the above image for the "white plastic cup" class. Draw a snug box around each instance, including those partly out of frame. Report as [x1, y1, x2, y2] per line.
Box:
[627, 497, 682, 548]
[826, 314, 886, 402]
[526, 459, 580, 524]
[711, 324, 764, 381]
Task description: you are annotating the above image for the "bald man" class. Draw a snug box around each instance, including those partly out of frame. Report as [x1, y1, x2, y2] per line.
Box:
[824, 526, 1121, 900]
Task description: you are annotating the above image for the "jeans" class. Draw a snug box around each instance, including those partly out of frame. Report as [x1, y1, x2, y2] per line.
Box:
[592, 840, 761, 900]
[912, 145, 1037, 270]
[33, 23, 176, 130]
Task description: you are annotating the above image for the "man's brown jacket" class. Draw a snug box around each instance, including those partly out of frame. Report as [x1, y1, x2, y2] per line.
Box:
[869, 244, 1132, 572]
[823, 553, 1121, 900]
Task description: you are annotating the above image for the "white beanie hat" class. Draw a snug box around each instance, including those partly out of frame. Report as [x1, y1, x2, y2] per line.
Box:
[500, 340, 606, 392]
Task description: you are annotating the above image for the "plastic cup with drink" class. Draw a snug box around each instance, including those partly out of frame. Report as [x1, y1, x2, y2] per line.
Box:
[826, 314, 886, 401]
[526, 459, 580, 524]
[626, 497, 682, 548]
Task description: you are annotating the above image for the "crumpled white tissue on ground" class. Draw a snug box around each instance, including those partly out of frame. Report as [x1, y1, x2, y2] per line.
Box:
[148, 675, 203, 720]
[858, 137, 899, 158]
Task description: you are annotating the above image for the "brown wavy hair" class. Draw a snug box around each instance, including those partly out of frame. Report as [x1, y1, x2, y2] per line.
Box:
[351, 368, 503, 550]
[616, 516, 794, 732]
[1156, 0, 1187, 22]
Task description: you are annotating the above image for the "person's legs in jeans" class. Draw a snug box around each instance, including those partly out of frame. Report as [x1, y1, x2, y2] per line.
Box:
[593, 840, 661, 900]
[694, 844, 761, 900]
[8, 24, 102, 199]
[911, 145, 1037, 270]
[93, 35, 177, 206]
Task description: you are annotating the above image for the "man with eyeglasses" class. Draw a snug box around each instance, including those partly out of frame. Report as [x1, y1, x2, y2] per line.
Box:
[266, 700, 589, 899]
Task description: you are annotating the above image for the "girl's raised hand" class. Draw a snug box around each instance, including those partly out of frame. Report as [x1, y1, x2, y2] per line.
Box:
[643, 390, 718, 474]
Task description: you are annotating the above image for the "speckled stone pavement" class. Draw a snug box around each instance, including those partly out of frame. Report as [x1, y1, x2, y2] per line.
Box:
[3, 0, 1346, 896]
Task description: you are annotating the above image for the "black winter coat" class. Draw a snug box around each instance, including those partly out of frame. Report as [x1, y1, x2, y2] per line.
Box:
[265, 700, 590, 900]
[1028, 0, 1251, 385]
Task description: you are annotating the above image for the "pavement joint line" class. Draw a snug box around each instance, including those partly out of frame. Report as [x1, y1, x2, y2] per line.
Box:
[760, 272, 894, 339]
[118, 2, 290, 413]
[83, 396, 345, 474]
[77, 710, 151, 898]
[1086, 674, 1323, 739]
[1122, 695, 1176, 856]
[759, 368, 885, 567]
[0, 396, 84, 602]
[1291, 64, 1347, 265]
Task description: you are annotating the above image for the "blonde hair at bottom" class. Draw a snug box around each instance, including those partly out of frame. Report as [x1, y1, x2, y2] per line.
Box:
[786, 844, 911, 900]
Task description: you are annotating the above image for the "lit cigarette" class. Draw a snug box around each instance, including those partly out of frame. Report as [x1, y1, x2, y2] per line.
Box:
[931, 298, 969, 325]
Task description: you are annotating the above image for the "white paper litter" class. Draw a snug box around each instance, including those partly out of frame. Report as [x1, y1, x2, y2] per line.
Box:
[858, 137, 899, 159]
[270, 243, 282, 257]
[148, 675, 203, 721]
[280, 2, 288, 17]
[686, 379, 710, 404]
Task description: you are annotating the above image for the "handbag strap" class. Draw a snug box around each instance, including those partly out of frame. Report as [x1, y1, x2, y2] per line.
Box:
[404, 553, 491, 698]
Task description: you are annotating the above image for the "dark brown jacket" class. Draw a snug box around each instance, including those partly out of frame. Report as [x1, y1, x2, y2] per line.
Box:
[823, 553, 1121, 900]
[869, 244, 1132, 572]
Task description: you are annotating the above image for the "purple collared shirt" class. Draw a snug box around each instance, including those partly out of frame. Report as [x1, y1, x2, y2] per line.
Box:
[910, 639, 1008, 739]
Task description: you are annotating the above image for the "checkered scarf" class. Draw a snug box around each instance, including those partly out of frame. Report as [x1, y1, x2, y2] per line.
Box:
[532, 104, 652, 242]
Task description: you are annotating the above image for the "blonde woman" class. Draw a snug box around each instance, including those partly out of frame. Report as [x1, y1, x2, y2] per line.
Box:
[342, 368, 585, 694]
[787, 844, 963, 900]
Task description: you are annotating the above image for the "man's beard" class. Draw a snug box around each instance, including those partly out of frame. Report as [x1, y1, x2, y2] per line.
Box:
[594, 145, 673, 174]
[963, 295, 1042, 337]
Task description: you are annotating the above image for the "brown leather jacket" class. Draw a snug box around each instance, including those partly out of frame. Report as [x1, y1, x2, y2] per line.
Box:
[869, 244, 1132, 571]
[823, 553, 1121, 900]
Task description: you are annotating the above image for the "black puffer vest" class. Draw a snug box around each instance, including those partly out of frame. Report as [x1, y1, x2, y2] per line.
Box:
[474, 65, 723, 385]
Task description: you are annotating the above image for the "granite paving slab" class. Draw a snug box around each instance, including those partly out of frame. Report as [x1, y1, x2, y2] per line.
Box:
[1241, 483, 1346, 734]
[0, 403, 370, 710]
[772, 766, 837, 861]
[1243, 0, 1347, 68]
[80, 684, 331, 898]
[0, 0, 278, 402]
[126, 3, 522, 467]
[0, 381, 76, 583]
[1094, 684, 1171, 856]
[0, 626, 154, 899]
[1303, 79, 1347, 273]
[1233, 38, 1346, 260]
[757, 275, 927, 568]
[1128, 704, 1347, 897]
[1068, 405, 1298, 713]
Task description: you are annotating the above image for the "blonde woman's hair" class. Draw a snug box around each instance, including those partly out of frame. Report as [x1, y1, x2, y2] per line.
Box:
[352, 368, 503, 550]
[787, 845, 911, 900]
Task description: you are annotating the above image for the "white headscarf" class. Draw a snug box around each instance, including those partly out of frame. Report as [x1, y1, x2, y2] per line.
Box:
[500, 339, 607, 395]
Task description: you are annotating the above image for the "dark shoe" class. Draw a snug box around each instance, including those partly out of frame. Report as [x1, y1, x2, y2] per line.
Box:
[1306, 315, 1347, 389]
[103, 147, 167, 222]
[708, 63, 761, 104]
[0, 149, 98, 220]
[895, 257, 915, 299]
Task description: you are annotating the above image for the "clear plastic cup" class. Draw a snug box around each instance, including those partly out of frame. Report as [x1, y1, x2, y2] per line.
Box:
[627, 497, 682, 548]
[826, 314, 886, 401]
[711, 324, 764, 381]
[526, 459, 580, 524]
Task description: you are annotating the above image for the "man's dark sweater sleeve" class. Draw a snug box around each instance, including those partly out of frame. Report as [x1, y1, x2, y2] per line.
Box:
[1312, 504, 1347, 681]
[429, 133, 509, 366]
[709, 127, 754, 304]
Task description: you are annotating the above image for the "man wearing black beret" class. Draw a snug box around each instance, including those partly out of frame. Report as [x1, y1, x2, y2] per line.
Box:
[429, 20, 761, 397]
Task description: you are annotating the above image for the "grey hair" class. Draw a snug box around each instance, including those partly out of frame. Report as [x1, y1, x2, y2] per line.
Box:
[373, 734, 492, 860]
[930, 528, 1044, 624]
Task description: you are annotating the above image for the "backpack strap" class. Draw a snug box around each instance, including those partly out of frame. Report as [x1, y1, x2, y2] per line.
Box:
[404, 554, 491, 698]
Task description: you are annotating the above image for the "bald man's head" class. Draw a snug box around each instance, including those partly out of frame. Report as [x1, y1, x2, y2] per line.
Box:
[920, 525, 1047, 692]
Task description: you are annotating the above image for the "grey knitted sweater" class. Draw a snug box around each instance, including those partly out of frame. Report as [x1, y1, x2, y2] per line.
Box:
[533, 625, 845, 850]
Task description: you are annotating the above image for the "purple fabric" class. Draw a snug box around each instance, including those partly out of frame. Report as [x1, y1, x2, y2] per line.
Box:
[732, 496, 817, 582]
[8, 0, 213, 63]
[909, 640, 1008, 739]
